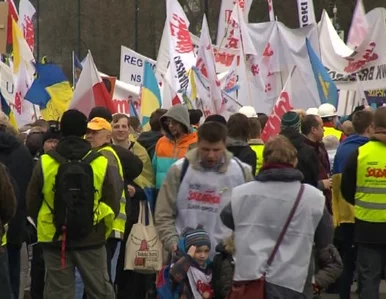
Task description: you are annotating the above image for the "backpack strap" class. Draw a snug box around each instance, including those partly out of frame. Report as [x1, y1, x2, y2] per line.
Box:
[233, 158, 247, 182]
[264, 184, 305, 274]
[82, 150, 102, 164]
[179, 158, 190, 184]
[47, 150, 67, 164]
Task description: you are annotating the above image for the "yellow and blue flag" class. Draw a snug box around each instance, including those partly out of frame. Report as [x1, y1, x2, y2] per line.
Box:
[24, 63, 73, 121]
[72, 51, 83, 88]
[140, 61, 161, 130]
[306, 38, 338, 108]
[0, 91, 18, 129]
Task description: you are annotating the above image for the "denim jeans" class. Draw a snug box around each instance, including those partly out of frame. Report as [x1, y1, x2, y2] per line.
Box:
[357, 243, 386, 299]
[0, 247, 13, 299]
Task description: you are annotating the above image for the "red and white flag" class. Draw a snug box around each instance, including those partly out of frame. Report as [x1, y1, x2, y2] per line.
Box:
[166, 0, 196, 94]
[69, 51, 116, 117]
[5, 0, 18, 45]
[12, 61, 36, 127]
[231, 1, 257, 56]
[267, 0, 275, 22]
[261, 66, 296, 142]
[347, 0, 368, 50]
[196, 15, 223, 113]
[18, 0, 35, 53]
[216, 0, 252, 44]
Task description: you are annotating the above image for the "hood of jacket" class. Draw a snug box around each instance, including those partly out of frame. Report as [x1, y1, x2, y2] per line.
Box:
[0, 131, 20, 154]
[333, 134, 369, 174]
[280, 128, 306, 151]
[248, 138, 264, 146]
[215, 234, 235, 255]
[372, 130, 386, 144]
[54, 136, 91, 160]
[137, 130, 163, 149]
[160, 104, 192, 138]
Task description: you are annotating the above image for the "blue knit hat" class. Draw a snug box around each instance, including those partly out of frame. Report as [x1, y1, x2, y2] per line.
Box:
[181, 226, 211, 251]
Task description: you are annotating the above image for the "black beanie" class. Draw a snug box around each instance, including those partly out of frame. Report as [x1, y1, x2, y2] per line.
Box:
[42, 130, 61, 144]
[205, 114, 227, 125]
[60, 109, 88, 137]
[88, 107, 113, 122]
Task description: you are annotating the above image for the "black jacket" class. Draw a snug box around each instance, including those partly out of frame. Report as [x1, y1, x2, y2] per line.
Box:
[280, 128, 319, 187]
[137, 130, 163, 159]
[0, 131, 33, 246]
[226, 137, 256, 175]
[341, 132, 386, 244]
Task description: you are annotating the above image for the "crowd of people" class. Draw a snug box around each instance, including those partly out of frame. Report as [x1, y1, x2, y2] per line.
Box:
[0, 101, 384, 299]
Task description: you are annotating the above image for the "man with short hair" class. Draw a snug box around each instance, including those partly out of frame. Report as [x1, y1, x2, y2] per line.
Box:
[341, 107, 386, 298]
[302, 114, 332, 213]
[26, 109, 120, 299]
[248, 117, 264, 175]
[280, 111, 319, 187]
[155, 121, 254, 257]
[137, 108, 167, 159]
[333, 109, 374, 299]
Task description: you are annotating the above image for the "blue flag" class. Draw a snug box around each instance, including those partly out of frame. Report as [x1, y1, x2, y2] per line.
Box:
[306, 38, 338, 108]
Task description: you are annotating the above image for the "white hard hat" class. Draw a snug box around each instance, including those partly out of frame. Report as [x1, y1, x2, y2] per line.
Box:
[306, 107, 319, 115]
[238, 106, 257, 118]
[318, 103, 337, 118]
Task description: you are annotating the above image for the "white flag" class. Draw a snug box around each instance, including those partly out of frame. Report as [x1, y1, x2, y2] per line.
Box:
[166, 0, 196, 94]
[231, 1, 257, 56]
[296, 0, 316, 27]
[216, 0, 252, 45]
[13, 62, 36, 127]
[18, 0, 36, 53]
[196, 15, 224, 113]
[354, 74, 369, 108]
[347, 0, 368, 50]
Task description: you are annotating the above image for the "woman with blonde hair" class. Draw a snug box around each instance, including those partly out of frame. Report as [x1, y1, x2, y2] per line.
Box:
[221, 135, 342, 298]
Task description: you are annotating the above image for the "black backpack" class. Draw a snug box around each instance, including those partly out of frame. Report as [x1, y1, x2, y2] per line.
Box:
[47, 150, 101, 241]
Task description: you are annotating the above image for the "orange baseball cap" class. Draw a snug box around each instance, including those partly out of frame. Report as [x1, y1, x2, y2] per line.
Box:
[87, 117, 112, 132]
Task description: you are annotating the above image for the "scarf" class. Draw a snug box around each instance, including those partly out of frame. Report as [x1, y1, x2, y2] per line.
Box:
[187, 266, 214, 299]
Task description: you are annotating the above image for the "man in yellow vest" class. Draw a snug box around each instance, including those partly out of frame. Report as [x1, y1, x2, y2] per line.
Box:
[341, 107, 386, 298]
[318, 103, 346, 142]
[247, 117, 264, 175]
[85, 117, 127, 279]
[26, 110, 120, 299]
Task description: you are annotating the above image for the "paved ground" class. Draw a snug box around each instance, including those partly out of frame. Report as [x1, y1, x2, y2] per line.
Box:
[322, 283, 386, 298]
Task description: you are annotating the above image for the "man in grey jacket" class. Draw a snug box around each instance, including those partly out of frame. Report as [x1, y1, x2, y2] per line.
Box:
[155, 121, 254, 257]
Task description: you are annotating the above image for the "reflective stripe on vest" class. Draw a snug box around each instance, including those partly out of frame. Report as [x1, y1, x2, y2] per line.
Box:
[1, 224, 8, 246]
[355, 141, 386, 222]
[98, 146, 126, 237]
[250, 144, 264, 175]
[38, 152, 115, 242]
[324, 127, 343, 140]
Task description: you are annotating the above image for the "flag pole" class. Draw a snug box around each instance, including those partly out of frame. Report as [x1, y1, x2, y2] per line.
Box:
[77, 0, 81, 57]
[134, 0, 139, 51]
[36, 0, 40, 61]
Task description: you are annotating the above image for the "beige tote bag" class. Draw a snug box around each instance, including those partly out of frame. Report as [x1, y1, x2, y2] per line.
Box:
[124, 201, 163, 273]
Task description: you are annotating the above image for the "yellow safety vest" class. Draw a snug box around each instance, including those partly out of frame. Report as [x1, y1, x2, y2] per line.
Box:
[98, 146, 126, 239]
[1, 224, 8, 246]
[355, 141, 386, 222]
[38, 152, 115, 242]
[324, 127, 343, 141]
[250, 144, 264, 175]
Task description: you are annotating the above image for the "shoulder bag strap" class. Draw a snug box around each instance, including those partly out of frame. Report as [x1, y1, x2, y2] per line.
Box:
[265, 184, 305, 271]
